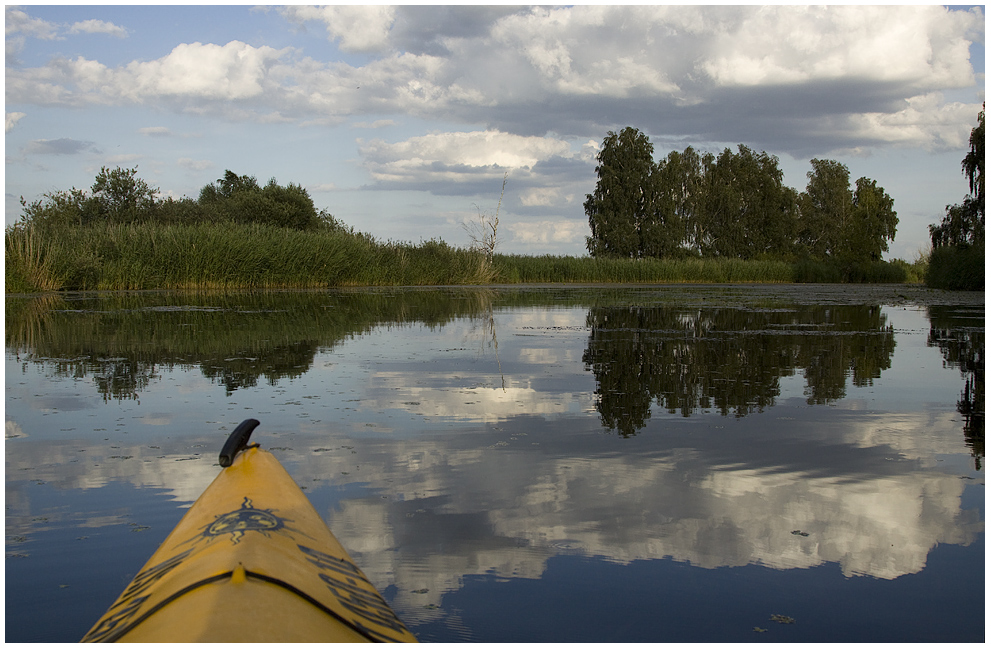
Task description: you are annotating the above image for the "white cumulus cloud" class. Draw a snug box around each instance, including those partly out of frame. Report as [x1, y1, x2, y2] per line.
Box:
[700, 5, 978, 90]
[6, 111, 26, 132]
[358, 130, 575, 189]
[280, 5, 396, 53]
[120, 41, 285, 101]
[840, 93, 981, 152]
[5, 7, 59, 40]
[509, 218, 588, 247]
[68, 19, 127, 38]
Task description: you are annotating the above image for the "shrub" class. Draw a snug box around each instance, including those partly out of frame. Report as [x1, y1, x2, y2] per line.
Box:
[152, 197, 208, 225]
[926, 245, 985, 290]
[889, 258, 925, 284]
[18, 188, 94, 231]
[197, 171, 319, 231]
[792, 258, 842, 283]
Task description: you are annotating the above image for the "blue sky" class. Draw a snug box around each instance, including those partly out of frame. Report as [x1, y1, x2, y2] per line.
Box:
[5, 5, 985, 259]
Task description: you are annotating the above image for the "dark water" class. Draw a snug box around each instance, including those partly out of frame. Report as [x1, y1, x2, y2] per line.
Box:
[5, 285, 984, 642]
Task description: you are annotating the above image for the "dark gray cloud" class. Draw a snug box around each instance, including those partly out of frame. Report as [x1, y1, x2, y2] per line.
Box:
[390, 6, 526, 56]
[359, 172, 514, 198]
[454, 78, 963, 159]
[23, 138, 100, 155]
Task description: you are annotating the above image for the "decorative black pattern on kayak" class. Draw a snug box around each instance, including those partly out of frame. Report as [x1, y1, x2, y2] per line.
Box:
[81, 549, 195, 642]
[198, 496, 292, 545]
[298, 544, 413, 642]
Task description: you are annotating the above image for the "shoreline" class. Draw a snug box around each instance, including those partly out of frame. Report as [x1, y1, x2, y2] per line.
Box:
[5, 282, 983, 308]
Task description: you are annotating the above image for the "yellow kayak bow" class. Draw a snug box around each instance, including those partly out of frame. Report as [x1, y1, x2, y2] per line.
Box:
[82, 419, 418, 642]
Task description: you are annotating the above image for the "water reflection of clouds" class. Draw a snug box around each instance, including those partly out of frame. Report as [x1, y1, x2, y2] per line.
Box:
[10, 402, 975, 588]
[364, 372, 593, 422]
[6, 439, 219, 507]
[339, 308, 597, 425]
[265, 411, 981, 618]
[9, 304, 981, 591]
[139, 413, 175, 426]
[517, 346, 574, 365]
[6, 419, 28, 439]
[4, 289, 982, 637]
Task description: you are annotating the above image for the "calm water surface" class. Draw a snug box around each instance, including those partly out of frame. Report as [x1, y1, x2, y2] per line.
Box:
[5, 285, 984, 642]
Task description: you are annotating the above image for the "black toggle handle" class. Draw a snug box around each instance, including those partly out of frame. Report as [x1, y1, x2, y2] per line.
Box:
[219, 419, 261, 467]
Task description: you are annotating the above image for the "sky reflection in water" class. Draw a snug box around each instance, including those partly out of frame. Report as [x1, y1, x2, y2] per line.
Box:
[4, 286, 984, 642]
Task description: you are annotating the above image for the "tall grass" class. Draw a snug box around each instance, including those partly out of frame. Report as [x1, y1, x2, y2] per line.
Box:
[493, 255, 795, 284]
[5, 222, 494, 291]
[5, 226, 65, 292]
[6, 221, 915, 292]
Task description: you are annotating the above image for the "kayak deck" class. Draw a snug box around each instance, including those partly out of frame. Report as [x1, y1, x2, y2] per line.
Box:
[82, 421, 417, 642]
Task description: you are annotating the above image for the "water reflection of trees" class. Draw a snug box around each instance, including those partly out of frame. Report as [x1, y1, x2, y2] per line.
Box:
[928, 305, 985, 468]
[583, 305, 896, 436]
[5, 290, 502, 400]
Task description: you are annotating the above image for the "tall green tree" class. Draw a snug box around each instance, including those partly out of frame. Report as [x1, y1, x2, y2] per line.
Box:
[696, 148, 741, 257]
[926, 106, 984, 291]
[849, 177, 897, 262]
[259, 179, 319, 230]
[695, 146, 794, 258]
[962, 104, 984, 224]
[798, 160, 897, 263]
[646, 147, 698, 258]
[585, 127, 659, 258]
[660, 146, 706, 255]
[736, 146, 798, 259]
[798, 159, 853, 259]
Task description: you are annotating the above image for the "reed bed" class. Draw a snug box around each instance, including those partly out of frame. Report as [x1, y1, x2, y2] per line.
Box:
[493, 254, 795, 284]
[5, 222, 494, 292]
[6, 222, 911, 292]
[5, 226, 66, 292]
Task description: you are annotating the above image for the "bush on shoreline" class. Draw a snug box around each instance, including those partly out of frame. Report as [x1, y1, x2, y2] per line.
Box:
[925, 245, 985, 291]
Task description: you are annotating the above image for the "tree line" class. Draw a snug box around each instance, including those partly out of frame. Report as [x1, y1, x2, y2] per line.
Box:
[17, 168, 342, 233]
[584, 127, 898, 268]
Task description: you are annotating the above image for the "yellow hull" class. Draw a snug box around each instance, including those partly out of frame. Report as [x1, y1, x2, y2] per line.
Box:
[82, 424, 417, 643]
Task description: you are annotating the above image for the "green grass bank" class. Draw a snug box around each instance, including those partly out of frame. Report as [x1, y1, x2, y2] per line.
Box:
[6, 221, 916, 293]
